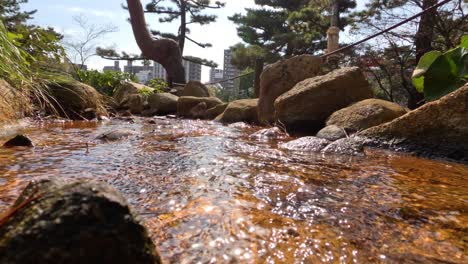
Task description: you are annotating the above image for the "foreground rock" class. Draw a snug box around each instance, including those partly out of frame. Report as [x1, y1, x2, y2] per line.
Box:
[0, 79, 29, 124]
[177, 96, 223, 118]
[3, 135, 34, 148]
[215, 99, 259, 124]
[181, 81, 210, 97]
[280, 136, 331, 152]
[326, 99, 407, 132]
[0, 179, 160, 264]
[258, 55, 322, 124]
[48, 80, 106, 120]
[147, 93, 179, 115]
[359, 84, 468, 161]
[275, 67, 373, 133]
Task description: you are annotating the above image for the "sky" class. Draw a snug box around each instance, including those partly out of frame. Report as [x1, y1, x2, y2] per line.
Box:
[23, 0, 258, 81]
[22, 0, 366, 82]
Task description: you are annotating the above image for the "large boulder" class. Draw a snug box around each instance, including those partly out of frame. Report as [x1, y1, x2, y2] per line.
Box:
[113, 82, 153, 107]
[48, 80, 106, 120]
[177, 96, 223, 118]
[258, 55, 322, 124]
[274, 67, 373, 133]
[181, 81, 210, 97]
[147, 93, 179, 115]
[326, 99, 407, 132]
[0, 179, 160, 264]
[0, 79, 29, 124]
[359, 84, 468, 160]
[215, 99, 259, 124]
[203, 103, 228, 120]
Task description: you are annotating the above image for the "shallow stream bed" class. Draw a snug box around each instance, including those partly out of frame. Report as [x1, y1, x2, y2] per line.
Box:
[0, 118, 466, 263]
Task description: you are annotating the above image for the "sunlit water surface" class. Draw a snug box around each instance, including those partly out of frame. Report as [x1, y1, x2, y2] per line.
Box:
[0, 118, 466, 263]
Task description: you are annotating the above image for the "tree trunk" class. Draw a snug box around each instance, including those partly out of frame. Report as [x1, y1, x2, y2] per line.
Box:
[408, 0, 437, 109]
[179, 1, 187, 52]
[126, 0, 186, 85]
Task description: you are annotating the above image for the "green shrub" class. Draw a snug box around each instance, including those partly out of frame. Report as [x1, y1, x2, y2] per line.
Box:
[412, 36, 468, 101]
[76, 70, 138, 96]
[147, 78, 167, 93]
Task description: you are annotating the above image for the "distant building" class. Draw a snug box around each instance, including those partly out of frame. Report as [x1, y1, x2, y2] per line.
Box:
[183, 60, 202, 82]
[103, 61, 121, 72]
[209, 68, 224, 83]
[135, 70, 153, 84]
[113, 59, 202, 84]
[222, 49, 240, 92]
[153, 61, 167, 79]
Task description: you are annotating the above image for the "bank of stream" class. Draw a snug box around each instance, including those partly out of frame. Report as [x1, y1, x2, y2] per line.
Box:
[0, 117, 466, 263]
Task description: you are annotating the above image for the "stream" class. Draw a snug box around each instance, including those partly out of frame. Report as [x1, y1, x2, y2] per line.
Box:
[0, 117, 466, 263]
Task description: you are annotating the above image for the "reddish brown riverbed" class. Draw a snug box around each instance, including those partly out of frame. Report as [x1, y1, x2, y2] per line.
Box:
[0, 118, 466, 263]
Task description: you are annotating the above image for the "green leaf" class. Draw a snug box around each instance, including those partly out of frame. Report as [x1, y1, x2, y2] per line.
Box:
[423, 49, 464, 101]
[412, 51, 442, 92]
[460, 35, 468, 48]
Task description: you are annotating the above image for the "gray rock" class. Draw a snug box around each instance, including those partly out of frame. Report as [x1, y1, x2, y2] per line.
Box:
[316, 125, 347, 141]
[279, 136, 331, 152]
[322, 137, 366, 155]
[0, 179, 160, 264]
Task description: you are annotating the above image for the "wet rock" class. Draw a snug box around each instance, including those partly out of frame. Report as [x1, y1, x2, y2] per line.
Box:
[279, 136, 331, 152]
[322, 136, 367, 155]
[326, 99, 407, 132]
[274, 67, 373, 134]
[48, 80, 107, 120]
[215, 99, 259, 124]
[258, 55, 322, 124]
[181, 81, 210, 97]
[113, 82, 153, 108]
[96, 129, 138, 141]
[0, 179, 160, 264]
[249, 127, 287, 141]
[203, 103, 228, 120]
[3, 135, 34, 148]
[177, 96, 223, 118]
[147, 93, 179, 115]
[359, 84, 468, 161]
[189, 102, 208, 119]
[316, 125, 347, 141]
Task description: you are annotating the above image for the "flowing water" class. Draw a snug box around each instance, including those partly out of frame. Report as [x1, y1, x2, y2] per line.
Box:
[0, 118, 466, 263]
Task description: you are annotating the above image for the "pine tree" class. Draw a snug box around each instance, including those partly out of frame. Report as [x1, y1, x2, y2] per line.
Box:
[137, 0, 225, 52]
[0, 0, 36, 31]
[229, 0, 356, 59]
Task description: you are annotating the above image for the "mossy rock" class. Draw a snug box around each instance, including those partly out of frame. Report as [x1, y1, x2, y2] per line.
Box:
[48, 80, 106, 120]
[0, 79, 30, 124]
